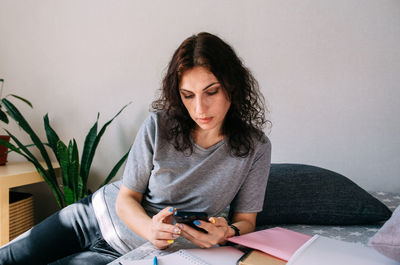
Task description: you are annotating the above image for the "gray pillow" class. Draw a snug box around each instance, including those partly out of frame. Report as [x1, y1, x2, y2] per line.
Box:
[369, 206, 400, 262]
[256, 164, 392, 226]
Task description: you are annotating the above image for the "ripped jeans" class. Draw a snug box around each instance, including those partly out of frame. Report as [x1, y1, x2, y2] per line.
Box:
[0, 195, 121, 265]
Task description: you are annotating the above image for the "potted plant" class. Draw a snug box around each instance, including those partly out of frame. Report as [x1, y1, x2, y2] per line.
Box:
[0, 78, 33, 165]
[0, 97, 131, 208]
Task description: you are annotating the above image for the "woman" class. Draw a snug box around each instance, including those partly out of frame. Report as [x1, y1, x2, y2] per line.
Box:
[0, 32, 271, 265]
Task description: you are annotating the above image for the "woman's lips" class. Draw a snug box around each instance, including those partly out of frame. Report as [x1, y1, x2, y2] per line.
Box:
[197, 117, 213, 124]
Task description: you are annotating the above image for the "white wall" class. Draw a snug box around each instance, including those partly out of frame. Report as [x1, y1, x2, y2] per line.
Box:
[1, 0, 399, 206]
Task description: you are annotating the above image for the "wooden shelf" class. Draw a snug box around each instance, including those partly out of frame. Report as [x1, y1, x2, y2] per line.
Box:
[0, 161, 59, 246]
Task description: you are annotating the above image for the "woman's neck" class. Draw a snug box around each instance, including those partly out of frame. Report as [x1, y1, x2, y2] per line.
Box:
[192, 128, 225, 149]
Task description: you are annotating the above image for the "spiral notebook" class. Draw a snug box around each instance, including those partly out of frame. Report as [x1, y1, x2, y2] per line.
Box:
[120, 246, 244, 265]
[120, 249, 210, 265]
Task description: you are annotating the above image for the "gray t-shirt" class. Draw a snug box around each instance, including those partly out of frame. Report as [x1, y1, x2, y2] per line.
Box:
[92, 111, 271, 254]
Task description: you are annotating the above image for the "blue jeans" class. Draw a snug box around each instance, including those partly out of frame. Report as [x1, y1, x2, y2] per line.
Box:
[0, 195, 121, 265]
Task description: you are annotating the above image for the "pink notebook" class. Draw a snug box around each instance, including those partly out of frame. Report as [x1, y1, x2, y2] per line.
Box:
[227, 227, 312, 261]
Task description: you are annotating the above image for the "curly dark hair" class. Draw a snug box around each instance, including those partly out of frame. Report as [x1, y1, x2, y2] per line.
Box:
[152, 32, 269, 157]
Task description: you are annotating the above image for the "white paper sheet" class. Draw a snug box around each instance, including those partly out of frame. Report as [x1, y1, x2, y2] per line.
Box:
[287, 235, 400, 265]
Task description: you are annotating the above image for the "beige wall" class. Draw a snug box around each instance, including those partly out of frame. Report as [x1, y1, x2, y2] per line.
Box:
[1, 0, 399, 219]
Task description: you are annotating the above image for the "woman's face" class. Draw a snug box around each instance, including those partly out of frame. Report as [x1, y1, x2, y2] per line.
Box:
[179, 66, 231, 136]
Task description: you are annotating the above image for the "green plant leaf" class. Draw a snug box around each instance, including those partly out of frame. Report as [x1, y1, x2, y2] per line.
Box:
[67, 140, 74, 190]
[0, 110, 8, 123]
[5, 143, 37, 155]
[8, 94, 33, 108]
[80, 103, 130, 192]
[70, 139, 80, 201]
[70, 160, 80, 201]
[63, 186, 75, 206]
[44, 114, 61, 160]
[77, 175, 84, 199]
[56, 140, 70, 190]
[80, 113, 99, 192]
[2, 98, 56, 179]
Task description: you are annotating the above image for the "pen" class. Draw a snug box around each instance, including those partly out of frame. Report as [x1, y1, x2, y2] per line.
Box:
[153, 256, 158, 265]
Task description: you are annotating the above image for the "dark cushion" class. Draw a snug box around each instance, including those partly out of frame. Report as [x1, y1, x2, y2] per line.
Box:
[256, 163, 392, 226]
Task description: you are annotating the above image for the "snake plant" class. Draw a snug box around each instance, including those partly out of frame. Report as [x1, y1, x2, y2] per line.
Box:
[0, 98, 131, 208]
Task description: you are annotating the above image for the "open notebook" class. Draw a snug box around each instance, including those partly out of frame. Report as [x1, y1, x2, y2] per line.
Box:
[287, 235, 400, 265]
[119, 246, 244, 265]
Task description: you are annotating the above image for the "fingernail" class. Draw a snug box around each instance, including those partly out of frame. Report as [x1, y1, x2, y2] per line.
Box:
[169, 207, 174, 212]
[178, 224, 184, 229]
[209, 217, 216, 224]
[167, 239, 174, 244]
[193, 220, 201, 226]
[172, 234, 175, 238]
[174, 227, 181, 234]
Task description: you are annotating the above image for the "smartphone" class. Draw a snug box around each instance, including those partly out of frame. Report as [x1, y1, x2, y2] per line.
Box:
[173, 211, 209, 233]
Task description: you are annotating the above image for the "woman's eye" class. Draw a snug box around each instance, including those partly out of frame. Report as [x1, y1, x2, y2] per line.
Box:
[183, 94, 194, 99]
[207, 90, 218, 96]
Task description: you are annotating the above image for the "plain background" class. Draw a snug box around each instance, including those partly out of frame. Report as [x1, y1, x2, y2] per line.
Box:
[1, 0, 399, 220]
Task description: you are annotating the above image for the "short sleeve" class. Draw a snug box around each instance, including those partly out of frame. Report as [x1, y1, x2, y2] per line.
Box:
[122, 113, 156, 193]
[230, 137, 272, 213]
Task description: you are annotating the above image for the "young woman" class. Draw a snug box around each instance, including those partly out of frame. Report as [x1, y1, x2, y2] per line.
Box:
[0, 32, 271, 265]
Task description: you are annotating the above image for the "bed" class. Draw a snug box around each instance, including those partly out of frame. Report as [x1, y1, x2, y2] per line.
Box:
[109, 164, 399, 264]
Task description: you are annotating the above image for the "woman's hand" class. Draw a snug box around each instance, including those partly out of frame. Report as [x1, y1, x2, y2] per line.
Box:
[116, 186, 182, 250]
[149, 207, 182, 249]
[178, 217, 232, 248]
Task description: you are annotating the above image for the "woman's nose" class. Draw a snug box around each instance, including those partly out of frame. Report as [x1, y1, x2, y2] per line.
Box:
[195, 97, 207, 115]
